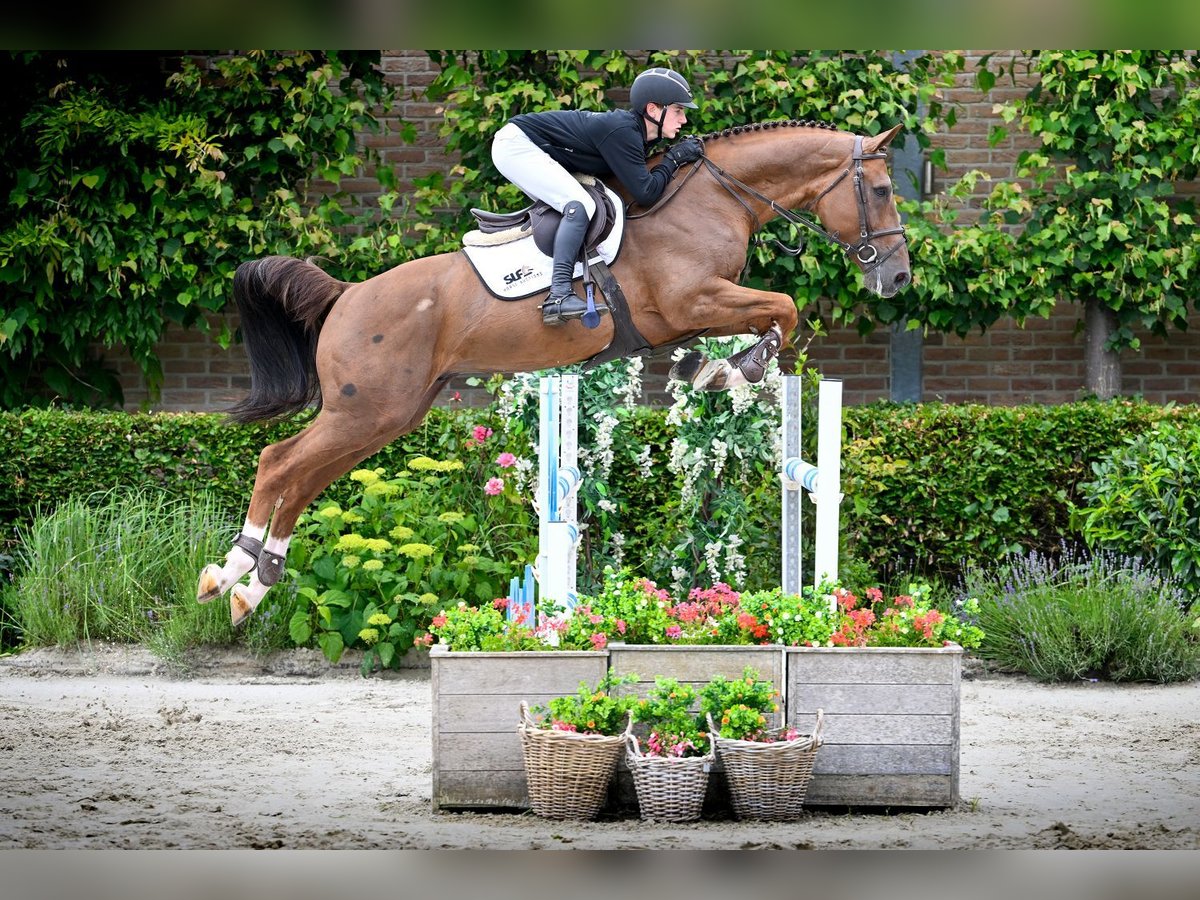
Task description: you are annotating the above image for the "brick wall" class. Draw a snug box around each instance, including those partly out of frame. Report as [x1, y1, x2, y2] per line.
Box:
[113, 51, 1200, 413]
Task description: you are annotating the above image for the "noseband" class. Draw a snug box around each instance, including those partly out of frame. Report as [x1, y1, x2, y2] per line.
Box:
[700, 135, 907, 273]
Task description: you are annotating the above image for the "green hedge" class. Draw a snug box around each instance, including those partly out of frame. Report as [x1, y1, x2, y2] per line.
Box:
[4, 401, 1198, 587]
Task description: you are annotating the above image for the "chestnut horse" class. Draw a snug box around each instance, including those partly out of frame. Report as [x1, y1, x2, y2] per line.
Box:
[197, 120, 911, 624]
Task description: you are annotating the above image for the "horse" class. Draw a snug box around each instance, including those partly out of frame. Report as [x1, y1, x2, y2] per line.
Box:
[197, 119, 912, 625]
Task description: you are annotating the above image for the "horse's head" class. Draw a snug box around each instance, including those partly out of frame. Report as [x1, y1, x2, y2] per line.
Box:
[811, 124, 911, 298]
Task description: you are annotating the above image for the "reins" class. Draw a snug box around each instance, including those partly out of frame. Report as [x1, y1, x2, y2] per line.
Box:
[634, 134, 908, 275]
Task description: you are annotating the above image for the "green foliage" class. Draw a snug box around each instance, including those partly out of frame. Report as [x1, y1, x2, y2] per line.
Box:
[3, 487, 236, 661]
[630, 677, 710, 757]
[1072, 421, 1200, 602]
[698, 666, 782, 741]
[977, 51, 1200, 350]
[962, 546, 1199, 683]
[0, 51, 411, 408]
[427, 598, 541, 652]
[841, 400, 1200, 584]
[534, 671, 640, 735]
[284, 456, 536, 672]
[7, 399, 1200, 622]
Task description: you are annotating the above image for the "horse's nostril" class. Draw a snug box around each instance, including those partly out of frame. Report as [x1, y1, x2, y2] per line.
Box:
[895, 271, 911, 289]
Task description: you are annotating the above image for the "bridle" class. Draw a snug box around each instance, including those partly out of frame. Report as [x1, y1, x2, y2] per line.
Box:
[695, 135, 908, 273]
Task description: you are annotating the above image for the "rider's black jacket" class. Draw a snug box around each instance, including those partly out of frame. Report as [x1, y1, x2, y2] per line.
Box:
[509, 108, 677, 207]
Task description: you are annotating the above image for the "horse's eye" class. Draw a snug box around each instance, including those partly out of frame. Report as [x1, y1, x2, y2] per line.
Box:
[873, 186, 890, 199]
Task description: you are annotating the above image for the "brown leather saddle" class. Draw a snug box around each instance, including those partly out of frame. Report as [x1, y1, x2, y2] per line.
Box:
[469, 177, 618, 258]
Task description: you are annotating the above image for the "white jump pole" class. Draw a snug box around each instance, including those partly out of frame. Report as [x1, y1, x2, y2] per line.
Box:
[780, 376, 843, 609]
[535, 373, 581, 613]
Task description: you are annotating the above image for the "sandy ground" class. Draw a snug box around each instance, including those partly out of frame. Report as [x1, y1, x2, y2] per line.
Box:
[1, 644, 1198, 851]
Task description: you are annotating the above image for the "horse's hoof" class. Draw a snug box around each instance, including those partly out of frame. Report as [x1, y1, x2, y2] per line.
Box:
[230, 585, 256, 627]
[669, 351, 705, 383]
[695, 360, 731, 392]
[196, 565, 224, 604]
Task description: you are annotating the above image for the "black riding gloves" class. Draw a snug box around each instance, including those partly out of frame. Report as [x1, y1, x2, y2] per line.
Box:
[664, 137, 704, 167]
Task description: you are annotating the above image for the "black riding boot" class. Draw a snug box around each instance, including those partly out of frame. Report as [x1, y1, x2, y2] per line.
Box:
[542, 201, 608, 325]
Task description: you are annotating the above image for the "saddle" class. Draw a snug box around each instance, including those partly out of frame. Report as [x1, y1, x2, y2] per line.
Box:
[468, 175, 618, 258]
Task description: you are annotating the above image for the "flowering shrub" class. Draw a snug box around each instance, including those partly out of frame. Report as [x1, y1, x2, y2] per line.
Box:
[531, 672, 640, 735]
[829, 583, 984, 649]
[698, 667, 800, 742]
[736, 587, 835, 646]
[286, 450, 535, 672]
[630, 677, 710, 757]
[425, 599, 542, 652]
[545, 570, 982, 652]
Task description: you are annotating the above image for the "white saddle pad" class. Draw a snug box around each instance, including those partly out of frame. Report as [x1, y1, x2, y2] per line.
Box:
[460, 184, 625, 300]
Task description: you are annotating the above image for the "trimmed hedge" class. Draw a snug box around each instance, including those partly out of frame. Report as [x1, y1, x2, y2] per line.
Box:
[4, 400, 1198, 587]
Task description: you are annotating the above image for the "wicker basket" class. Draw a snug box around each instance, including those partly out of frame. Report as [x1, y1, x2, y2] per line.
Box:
[706, 709, 824, 821]
[517, 701, 630, 820]
[625, 733, 714, 823]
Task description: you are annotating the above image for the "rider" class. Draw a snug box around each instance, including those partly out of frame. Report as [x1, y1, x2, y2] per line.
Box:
[491, 66, 705, 325]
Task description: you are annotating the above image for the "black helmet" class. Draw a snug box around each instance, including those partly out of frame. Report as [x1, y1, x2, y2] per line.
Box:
[629, 67, 698, 115]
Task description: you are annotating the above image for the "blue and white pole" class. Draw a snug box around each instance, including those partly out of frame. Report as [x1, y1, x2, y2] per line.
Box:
[535, 373, 581, 619]
[780, 376, 843, 610]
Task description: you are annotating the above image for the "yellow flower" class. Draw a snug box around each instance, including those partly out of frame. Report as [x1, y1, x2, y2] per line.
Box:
[350, 469, 380, 485]
[418, 593, 439, 606]
[367, 612, 392, 626]
[458, 543, 479, 553]
[318, 504, 343, 518]
[342, 512, 364, 525]
[408, 456, 438, 471]
[438, 511, 465, 524]
[362, 559, 384, 571]
[342, 555, 361, 569]
[334, 534, 368, 552]
[390, 525, 415, 541]
[398, 543, 435, 559]
[363, 538, 392, 553]
[364, 482, 399, 498]
[358, 627, 380, 645]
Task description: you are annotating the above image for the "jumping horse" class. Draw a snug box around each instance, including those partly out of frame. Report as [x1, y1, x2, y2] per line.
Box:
[197, 120, 912, 625]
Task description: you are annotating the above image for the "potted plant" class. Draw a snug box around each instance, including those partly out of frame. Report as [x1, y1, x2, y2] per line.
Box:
[624, 677, 715, 823]
[701, 667, 824, 821]
[518, 672, 639, 820]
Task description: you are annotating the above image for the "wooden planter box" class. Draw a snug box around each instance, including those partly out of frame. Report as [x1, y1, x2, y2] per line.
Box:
[429, 645, 608, 811]
[785, 645, 962, 808]
[430, 643, 961, 812]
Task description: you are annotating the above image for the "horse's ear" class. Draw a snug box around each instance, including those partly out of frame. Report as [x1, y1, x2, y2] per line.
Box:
[864, 123, 904, 153]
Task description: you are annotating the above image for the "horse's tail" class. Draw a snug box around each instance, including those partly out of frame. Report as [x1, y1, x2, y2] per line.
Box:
[225, 256, 349, 424]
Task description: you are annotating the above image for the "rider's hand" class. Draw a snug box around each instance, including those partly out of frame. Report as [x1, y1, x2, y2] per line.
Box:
[665, 137, 704, 167]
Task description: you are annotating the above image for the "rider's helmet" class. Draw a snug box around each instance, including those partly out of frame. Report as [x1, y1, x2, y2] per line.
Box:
[629, 67, 699, 116]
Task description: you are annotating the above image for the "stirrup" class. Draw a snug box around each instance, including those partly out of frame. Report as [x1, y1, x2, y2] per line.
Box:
[541, 289, 609, 327]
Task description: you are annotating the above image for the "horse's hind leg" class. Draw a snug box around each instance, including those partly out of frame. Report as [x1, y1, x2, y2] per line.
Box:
[208, 385, 443, 626]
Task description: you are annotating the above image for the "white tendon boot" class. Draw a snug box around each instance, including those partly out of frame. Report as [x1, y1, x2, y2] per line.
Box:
[197, 522, 266, 604]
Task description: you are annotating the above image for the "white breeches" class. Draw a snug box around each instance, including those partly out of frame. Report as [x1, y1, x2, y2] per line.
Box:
[491, 122, 597, 219]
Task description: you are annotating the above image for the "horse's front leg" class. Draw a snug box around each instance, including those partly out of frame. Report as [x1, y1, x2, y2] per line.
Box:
[668, 282, 798, 391]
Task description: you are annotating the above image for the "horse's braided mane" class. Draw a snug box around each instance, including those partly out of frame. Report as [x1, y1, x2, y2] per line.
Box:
[697, 119, 841, 142]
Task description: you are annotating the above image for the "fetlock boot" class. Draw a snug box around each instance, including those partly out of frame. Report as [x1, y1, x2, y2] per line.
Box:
[541, 201, 608, 325]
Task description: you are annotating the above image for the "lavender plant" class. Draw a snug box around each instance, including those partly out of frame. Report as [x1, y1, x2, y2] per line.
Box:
[960, 545, 1199, 683]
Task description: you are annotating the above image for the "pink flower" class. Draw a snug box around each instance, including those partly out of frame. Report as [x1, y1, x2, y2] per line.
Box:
[589, 632, 608, 650]
[451, 392, 462, 403]
[615, 619, 627, 635]
[495, 452, 516, 468]
[472, 425, 493, 443]
[431, 613, 447, 628]
[484, 477, 504, 496]
[665, 624, 683, 640]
